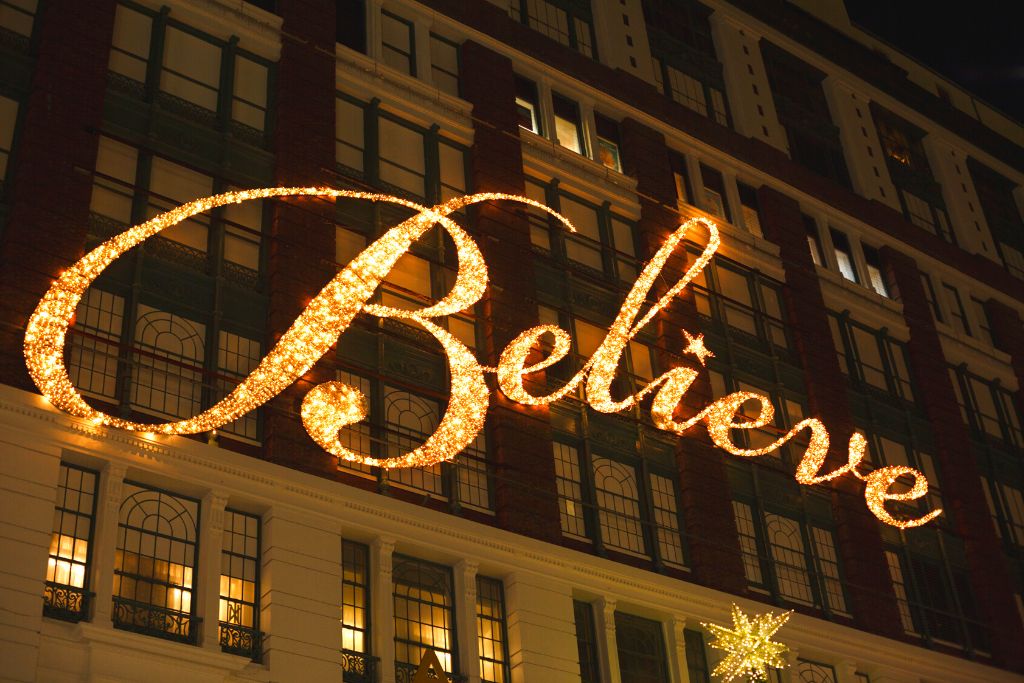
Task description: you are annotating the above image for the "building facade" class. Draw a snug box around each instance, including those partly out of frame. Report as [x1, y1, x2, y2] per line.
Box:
[1, 0, 1023, 682]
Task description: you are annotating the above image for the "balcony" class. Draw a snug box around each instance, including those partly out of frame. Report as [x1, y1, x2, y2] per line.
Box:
[112, 597, 198, 644]
[43, 581, 92, 622]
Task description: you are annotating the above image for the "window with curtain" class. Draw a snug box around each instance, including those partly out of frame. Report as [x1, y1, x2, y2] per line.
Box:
[392, 555, 457, 678]
[44, 464, 99, 622]
[113, 482, 199, 643]
[219, 509, 261, 659]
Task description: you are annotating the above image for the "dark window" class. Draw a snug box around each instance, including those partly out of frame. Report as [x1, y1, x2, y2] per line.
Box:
[342, 540, 376, 682]
[737, 182, 762, 235]
[430, 33, 460, 97]
[671, 152, 692, 207]
[515, 76, 542, 135]
[615, 612, 670, 683]
[968, 158, 1024, 278]
[44, 464, 99, 622]
[574, 600, 601, 683]
[476, 576, 510, 683]
[942, 283, 970, 336]
[684, 629, 710, 683]
[920, 273, 943, 322]
[392, 555, 457, 678]
[219, 509, 261, 659]
[803, 214, 824, 266]
[337, 0, 367, 53]
[113, 482, 199, 644]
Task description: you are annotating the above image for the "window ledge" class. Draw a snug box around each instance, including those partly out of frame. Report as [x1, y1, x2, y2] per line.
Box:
[817, 265, 910, 335]
[936, 325, 1017, 385]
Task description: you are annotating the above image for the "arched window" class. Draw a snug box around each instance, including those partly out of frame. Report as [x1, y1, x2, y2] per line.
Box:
[764, 512, 813, 605]
[592, 456, 645, 555]
[384, 386, 442, 495]
[131, 305, 205, 420]
[113, 482, 199, 643]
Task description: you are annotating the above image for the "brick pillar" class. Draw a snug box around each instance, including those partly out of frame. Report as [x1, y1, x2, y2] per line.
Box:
[461, 41, 561, 542]
[758, 187, 902, 636]
[986, 300, 1024, 424]
[619, 118, 747, 593]
[0, 0, 117, 389]
[882, 247, 1024, 669]
[264, 0, 339, 478]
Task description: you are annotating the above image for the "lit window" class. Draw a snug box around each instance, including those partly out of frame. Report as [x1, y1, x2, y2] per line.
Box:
[232, 55, 268, 132]
[109, 4, 151, 83]
[514, 76, 542, 135]
[113, 483, 199, 643]
[615, 613, 670, 683]
[393, 555, 457, 677]
[862, 246, 889, 297]
[699, 164, 730, 222]
[430, 33, 460, 96]
[552, 92, 585, 155]
[829, 229, 859, 283]
[595, 112, 622, 173]
[341, 540, 373, 676]
[44, 464, 98, 622]
[381, 11, 415, 76]
[219, 509, 261, 659]
[476, 576, 510, 683]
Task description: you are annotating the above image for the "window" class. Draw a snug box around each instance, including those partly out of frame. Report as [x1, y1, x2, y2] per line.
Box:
[0, 94, 17, 186]
[862, 246, 890, 298]
[829, 229, 859, 283]
[113, 482, 199, 644]
[796, 660, 837, 683]
[700, 164, 730, 222]
[595, 112, 622, 173]
[336, 95, 366, 172]
[219, 509, 261, 659]
[803, 214, 824, 267]
[515, 76, 542, 135]
[476, 576, 510, 683]
[381, 10, 415, 76]
[868, 435, 943, 523]
[108, 4, 273, 139]
[592, 456, 645, 555]
[969, 297, 992, 346]
[684, 629, 711, 683]
[44, 464, 98, 622]
[671, 152, 692, 209]
[829, 314, 915, 401]
[68, 288, 125, 401]
[942, 283, 970, 336]
[615, 612, 670, 683]
[949, 367, 1023, 447]
[573, 600, 601, 683]
[737, 182, 762, 237]
[511, 0, 594, 58]
[692, 257, 789, 350]
[131, 305, 206, 421]
[920, 273, 943, 322]
[554, 442, 587, 538]
[901, 190, 954, 244]
[552, 92, 585, 155]
[968, 158, 1024, 279]
[336, 0, 367, 54]
[981, 477, 1024, 548]
[430, 33, 460, 97]
[649, 473, 685, 568]
[379, 116, 426, 197]
[342, 540, 374, 681]
[0, 0, 37, 39]
[392, 555, 457, 678]
[732, 501, 847, 614]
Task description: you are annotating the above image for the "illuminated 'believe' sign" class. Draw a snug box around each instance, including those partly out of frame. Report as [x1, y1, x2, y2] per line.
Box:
[24, 188, 940, 527]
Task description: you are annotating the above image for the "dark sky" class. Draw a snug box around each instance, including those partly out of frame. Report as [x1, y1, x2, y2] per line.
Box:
[845, 1, 1024, 123]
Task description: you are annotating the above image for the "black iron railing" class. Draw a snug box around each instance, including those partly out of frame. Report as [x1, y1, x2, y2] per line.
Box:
[43, 582, 92, 622]
[112, 597, 198, 644]
[220, 621, 263, 661]
[341, 650, 380, 683]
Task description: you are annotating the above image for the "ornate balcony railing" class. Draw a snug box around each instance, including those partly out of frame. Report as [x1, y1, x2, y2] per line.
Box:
[220, 621, 263, 661]
[341, 649, 379, 683]
[394, 661, 467, 683]
[112, 597, 198, 644]
[43, 582, 91, 622]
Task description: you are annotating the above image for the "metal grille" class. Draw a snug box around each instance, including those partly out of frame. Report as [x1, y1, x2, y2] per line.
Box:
[392, 555, 457, 675]
[113, 482, 199, 644]
[615, 612, 670, 683]
[476, 576, 510, 683]
[649, 473, 685, 568]
[44, 464, 98, 622]
[219, 509, 261, 659]
[554, 442, 587, 538]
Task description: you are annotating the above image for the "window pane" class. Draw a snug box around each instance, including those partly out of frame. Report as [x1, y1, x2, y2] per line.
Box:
[161, 27, 221, 111]
[336, 97, 365, 171]
[342, 540, 370, 656]
[554, 443, 586, 537]
[232, 56, 268, 132]
[219, 509, 260, 657]
[393, 556, 455, 674]
[109, 5, 151, 82]
[379, 118, 425, 196]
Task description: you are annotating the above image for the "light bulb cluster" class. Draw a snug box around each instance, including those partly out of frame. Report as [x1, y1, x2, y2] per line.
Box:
[703, 604, 792, 683]
[24, 188, 940, 526]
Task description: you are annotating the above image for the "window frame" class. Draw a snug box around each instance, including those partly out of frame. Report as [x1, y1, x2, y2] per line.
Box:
[44, 463, 100, 623]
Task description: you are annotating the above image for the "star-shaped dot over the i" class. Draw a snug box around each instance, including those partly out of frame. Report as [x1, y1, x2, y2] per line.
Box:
[702, 604, 792, 682]
[682, 329, 715, 366]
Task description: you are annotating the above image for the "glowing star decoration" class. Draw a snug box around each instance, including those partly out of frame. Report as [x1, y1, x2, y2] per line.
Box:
[24, 188, 943, 527]
[703, 604, 792, 683]
[682, 329, 714, 366]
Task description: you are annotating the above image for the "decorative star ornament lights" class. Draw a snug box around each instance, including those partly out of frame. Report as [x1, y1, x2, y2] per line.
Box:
[703, 604, 792, 683]
[23, 187, 942, 528]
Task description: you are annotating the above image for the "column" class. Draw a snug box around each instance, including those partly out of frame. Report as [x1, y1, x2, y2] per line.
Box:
[665, 616, 692, 683]
[461, 40, 563, 543]
[198, 491, 229, 652]
[265, 0, 339, 479]
[779, 649, 800, 683]
[260, 507, 343, 682]
[0, 0, 117, 388]
[503, 572, 579, 683]
[90, 461, 127, 628]
[454, 561, 481, 683]
[708, 12, 788, 152]
[757, 187, 904, 637]
[922, 134, 999, 262]
[371, 537, 397, 683]
[821, 78, 900, 211]
[0, 436, 61, 682]
[595, 598, 620, 683]
[834, 659, 859, 683]
[589, 0, 653, 81]
[880, 246, 1024, 671]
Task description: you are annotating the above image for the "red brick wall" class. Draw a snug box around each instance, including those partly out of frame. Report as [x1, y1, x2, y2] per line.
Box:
[759, 187, 903, 637]
[0, 0, 117, 389]
[263, 0, 339, 478]
[619, 117, 748, 593]
[461, 41, 562, 542]
[881, 247, 1024, 669]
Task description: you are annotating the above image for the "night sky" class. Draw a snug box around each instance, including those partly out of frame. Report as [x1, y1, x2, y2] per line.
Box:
[845, 1, 1024, 124]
